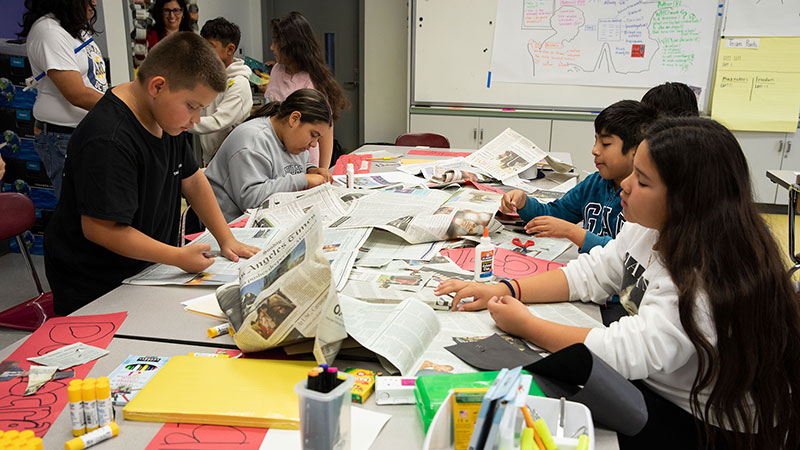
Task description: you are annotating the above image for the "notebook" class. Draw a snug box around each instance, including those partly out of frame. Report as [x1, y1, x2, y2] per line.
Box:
[123, 355, 318, 429]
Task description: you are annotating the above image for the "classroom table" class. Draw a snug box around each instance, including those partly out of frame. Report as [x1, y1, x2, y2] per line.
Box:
[766, 170, 800, 274]
[40, 144, 621, 449]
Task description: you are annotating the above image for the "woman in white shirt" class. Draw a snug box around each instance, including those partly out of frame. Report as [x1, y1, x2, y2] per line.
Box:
[437, 117, 800, 450]
[19, 0, 107, 199]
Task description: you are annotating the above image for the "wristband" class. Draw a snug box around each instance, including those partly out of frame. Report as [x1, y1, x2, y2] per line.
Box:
[498, 279, 515, 299]
[512, 279, 521, 300]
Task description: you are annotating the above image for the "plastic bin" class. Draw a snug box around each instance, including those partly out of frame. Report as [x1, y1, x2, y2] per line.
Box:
[423, 393, 595, 450]
[294, 372, 355, 450]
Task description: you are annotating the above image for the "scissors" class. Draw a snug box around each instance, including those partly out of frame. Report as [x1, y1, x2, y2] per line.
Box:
[512, 237, 535, 254]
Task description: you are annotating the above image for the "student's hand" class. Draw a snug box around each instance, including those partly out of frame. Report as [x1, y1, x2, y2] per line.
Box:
[487, 295, 535, 340]
[500, 190, 527, 214]
[524, 216, 583, 240]
[176, 243, 215, 273]
[219, 238, 260, 262]
[305, 174, 327, 188]
[434, 279, 509, 311]
[307, 167, 333, 183]
[0, 155, 5, 180]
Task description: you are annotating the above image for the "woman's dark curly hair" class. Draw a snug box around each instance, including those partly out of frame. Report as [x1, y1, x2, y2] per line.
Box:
[149, 0, 192, 40]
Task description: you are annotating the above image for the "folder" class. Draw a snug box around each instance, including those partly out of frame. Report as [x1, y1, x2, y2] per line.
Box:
[123, 355, 318, 429]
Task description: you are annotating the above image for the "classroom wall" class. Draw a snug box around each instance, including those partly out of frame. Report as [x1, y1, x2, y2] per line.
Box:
[362, 0, 408, 144]
[98, 0, 131, 86]
[196, 0, 263, 61]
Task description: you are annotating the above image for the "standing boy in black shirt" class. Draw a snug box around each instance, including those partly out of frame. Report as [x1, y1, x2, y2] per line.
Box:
[44, 32, 259, 315]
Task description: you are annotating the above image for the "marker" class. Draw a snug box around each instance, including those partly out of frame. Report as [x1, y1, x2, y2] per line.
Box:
[528, 406, 557, 450]
[207, 323, 233, 338]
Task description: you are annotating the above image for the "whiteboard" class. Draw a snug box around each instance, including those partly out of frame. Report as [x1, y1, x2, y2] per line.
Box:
[723, 0, 800, 37]
[411, 0, 723, 112]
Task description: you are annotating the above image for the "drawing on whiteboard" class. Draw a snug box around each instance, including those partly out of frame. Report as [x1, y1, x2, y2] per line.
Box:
[491, 0, 719, 90]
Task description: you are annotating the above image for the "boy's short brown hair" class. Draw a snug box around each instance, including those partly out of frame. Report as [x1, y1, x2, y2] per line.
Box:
[137, 32, 226, 93]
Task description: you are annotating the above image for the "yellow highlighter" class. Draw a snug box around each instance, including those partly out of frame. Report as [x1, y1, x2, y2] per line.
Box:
[576, 434, 590, 450]
[527, 406, 557, 450]
[520, 427, 540, 450]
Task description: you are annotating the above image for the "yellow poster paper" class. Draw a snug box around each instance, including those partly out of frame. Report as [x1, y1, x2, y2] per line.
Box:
[710, 37, 800, 132]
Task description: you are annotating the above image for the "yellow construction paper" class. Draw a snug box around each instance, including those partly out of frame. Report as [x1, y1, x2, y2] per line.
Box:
[711, 37, 800, 132]
[123, 356, 318, 429]
[400, 159, 438, 165]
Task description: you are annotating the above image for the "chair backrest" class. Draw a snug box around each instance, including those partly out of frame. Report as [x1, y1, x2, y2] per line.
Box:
[395, 133, 451, 149]
[0, 193, 35, 241]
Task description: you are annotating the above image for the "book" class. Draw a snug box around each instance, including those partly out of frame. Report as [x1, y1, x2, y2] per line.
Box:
[108, 355, 171, 406]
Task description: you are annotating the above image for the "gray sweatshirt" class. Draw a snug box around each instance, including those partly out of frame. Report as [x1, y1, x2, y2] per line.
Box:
[205, 117, 312, 222]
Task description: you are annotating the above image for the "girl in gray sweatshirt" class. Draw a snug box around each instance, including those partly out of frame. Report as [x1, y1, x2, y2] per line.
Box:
[205, 88, 333, 222]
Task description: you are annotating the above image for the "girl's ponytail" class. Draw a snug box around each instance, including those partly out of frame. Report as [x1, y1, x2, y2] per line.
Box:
[246, 88, 331, 125]
[246, 101, 282, 122]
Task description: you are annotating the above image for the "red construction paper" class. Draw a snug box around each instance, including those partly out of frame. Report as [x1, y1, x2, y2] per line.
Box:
[332, 154, 372, 175]
[464, 180, 506, 195]
[407, 149, 472, 158]
[440, 247, 564, 279]
[145, 423, 269, 450]
[0, 312, 127, 437]
[185, 216, 251, 242]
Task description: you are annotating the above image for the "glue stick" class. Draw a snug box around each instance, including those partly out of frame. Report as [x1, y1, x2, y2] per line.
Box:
[207, 323, 231, 338]
[473, 226, 494, 282]
[95, 377, 113, 427]
[68, 379, 86, 436]
[64, 422, 119, 450]
[81, 379, 99, 432]
[346, 163, 354, 188]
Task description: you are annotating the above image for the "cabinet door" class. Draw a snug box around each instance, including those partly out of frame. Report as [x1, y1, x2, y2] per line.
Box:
[551, 120, 595, 178]
[409, 114, 480, 149]
[479, 117, 552, 151]
[734, 131, 784, 204]
[777, 130, 800, 206]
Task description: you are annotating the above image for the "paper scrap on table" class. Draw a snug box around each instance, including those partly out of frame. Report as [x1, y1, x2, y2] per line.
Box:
[408, 149, 472, 158]
[439, 247, 565, 279]
[258, 407, 391, 450]
[24, 365, 58, 396]
[182, 293, 227, 320]
[27, 342, 109, 370]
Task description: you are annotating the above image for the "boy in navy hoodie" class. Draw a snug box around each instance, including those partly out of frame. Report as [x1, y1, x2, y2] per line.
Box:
[501, 100, 657, 253]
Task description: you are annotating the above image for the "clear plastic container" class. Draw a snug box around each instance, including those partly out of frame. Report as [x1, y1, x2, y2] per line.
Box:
[294, 373, 355, 450]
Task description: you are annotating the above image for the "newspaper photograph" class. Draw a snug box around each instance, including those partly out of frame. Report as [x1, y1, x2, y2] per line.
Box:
[123, 228, 278, 286]
[217, 209, 347, 364]
[466, 128, 548, 181]
[338, 295, 441, 376]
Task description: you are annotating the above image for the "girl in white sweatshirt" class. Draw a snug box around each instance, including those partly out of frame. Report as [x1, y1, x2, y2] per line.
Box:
[436, 117, 800, 450]
[205, 88, 332, 222]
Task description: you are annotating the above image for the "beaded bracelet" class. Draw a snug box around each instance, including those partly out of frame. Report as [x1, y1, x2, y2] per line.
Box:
[498, 279, 516, 299]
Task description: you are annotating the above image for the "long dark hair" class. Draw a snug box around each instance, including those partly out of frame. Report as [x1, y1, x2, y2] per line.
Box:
[647, 117, 800, 449]
[19, 0, 98, 39]
[247, 88, 332, 125]
[149, 0, 192, 39]
[270, 12, 350, 121]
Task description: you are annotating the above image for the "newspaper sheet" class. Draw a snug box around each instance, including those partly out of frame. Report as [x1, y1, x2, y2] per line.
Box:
[418, 158, 493, 186]
[322, 228, 372, 291]
[339, 295, 441, 376]
[466, 128, 548, 181]
[343, 268, 434, 301]
[359, 229, 444, 262]
[328, 190, 501, 244]
[217, 209, 347, 364]
[332, 171, 427, 190]
[462, 227, 573, 262]
[123, 228, 279, 286]
[246, 184, 349, 228]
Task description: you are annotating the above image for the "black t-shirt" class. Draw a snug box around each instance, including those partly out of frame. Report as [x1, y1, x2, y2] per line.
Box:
[44, 88, 198, 314]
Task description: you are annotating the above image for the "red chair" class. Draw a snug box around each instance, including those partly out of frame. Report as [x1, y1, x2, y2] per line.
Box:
[0, 192, 54, 330]
[395, 133, 450, 148]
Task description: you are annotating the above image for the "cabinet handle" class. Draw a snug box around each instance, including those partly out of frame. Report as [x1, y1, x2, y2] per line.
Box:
[480, 129, 484, 141]
[473, 128, 477, 140]
[778, 140, 785, 152]
[786, 140, 792, 158]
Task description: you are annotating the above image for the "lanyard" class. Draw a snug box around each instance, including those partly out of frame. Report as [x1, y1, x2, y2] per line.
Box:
[24, 37, 95, 92]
